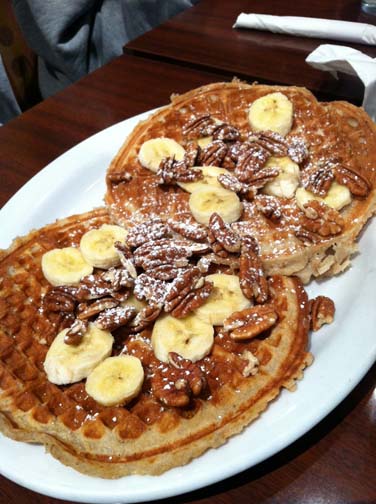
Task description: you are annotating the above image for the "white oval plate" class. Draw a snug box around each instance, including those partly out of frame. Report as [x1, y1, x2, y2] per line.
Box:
[1, 111, 375, 504]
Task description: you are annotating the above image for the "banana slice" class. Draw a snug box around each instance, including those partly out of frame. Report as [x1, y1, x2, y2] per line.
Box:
[122, 294, 147, 312]
[248, 92, 293, 136]
[44, 323, 113, 385]
[151, 313, 214, 363]
[189, 186, 243, 225]
[138, 137, 185, 172]
[262, 156, 300, 198]
[80, 224, 127, 269]
[197, 136, 213, 148]
[194, 273, 251, 326]
[178, 165, 231, 193]
[85, 355, 144, 407]
[41, 247, 93, 286]
[295, 182, 351, 211]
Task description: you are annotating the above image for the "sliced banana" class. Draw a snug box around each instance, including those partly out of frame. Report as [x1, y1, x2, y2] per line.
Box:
[151, 313, 214, 363]
[189, 186, 243, 225]
[85, 355, 144, 407]
[44, 323, 113, 385]
[194, 273, 251, 326]
[248, 92, 293, 136]
[138, 137, 185, 172]
[262, 156, 300, 198]
[80, 224, 128, 269]
[179, 165, 231, 193]
[41, 247, 93, 286]
[295, 182, 351, 211]
[197, 136, 213, 148]
[122, 294, 147, 312]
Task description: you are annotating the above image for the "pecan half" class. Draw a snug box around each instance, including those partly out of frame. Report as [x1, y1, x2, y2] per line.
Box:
[247, 166, 279, 189]
[182, 114, 216, 139]
[64, 319, 88, 346]
[256, 195, 283, 223]
[294, 228, 321, 245]
[239, 236, 269, 303]
[114, 242, 137, 279]
[303, 166, 334, 197]
[77, 297, 119, 320]
[334, 165, 371, 197]
[208, 212, 241, 255]
[151, 352, 206, 407]
[126, 219, 170, 248]
[212, 123, 240, 142]
[133, 274, 168, 306]
[301, 200, 344, 237]
[157, 156, 203, 184]
[218, 173, 257, 201]
[95, 305, 137, 331]
[287, 136, 309, 164]
[197, 140, 228, 166]
[43, 288, 76, 313]
[164, 267, 202, 313]
[170, 280, 213, 318]
[129, 305, 162, 332]
[309, 295, 335, 331]
[168, 219, 207, 242]
[234, 144, 270, 183]
[248, 131, 288, 157]
[223, 304, 278, 340]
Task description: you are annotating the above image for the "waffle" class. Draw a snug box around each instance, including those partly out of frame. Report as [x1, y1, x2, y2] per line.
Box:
[0, 207, 312, 478]
[105, 81, 376, 283]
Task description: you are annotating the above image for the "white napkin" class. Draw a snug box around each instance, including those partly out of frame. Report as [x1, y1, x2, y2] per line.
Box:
[233, 13, 376, 46]
[306, 44, 376, 121]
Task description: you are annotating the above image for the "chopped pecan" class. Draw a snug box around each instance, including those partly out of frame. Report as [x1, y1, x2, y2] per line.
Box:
[183, 141, 200, 167]
[64, 319, 88, 346]
[234, 144, 270, 183]
[95, 305, 137, 331]
[223, 304, 278, 340]
[303, 166, 334, 197]
[170, 280, 213, 318]
[126, 219, 170, 248]
[208, 213, 241, 255]
[256, 195, 283, 223]
[43, 288, 76, 313]
[248, 131, 288, 157]
[239, 237, 269, 303]
[197, 140, 228, 166]
[218, 173, 257, 201]
[182, 114, 216, 139]
[77, 297, 119, 320]
[168, 219, 208, 242]
[309, 295, 335, 331]
[151, 352, 206, 407]
[334, 165, 371, 197]
[107, 171, 133, 184]
[301, 200, 344, 237]
[198, 253, 240, 272]
[240, 349, 260, 377]
[129, 305, 161, 332]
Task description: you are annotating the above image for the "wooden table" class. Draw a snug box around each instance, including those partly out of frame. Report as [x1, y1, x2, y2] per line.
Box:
[125, 0, 376, 103]
[1, 53, 376, 504]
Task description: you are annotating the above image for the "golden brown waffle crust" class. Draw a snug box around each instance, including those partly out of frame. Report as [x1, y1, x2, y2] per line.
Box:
[105, 80, 376, 284]
[0, 208, 312, 478]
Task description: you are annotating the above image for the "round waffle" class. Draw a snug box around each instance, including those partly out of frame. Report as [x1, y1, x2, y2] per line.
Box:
[105, 81, 376, 283]
[0, 208, 312, 478]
